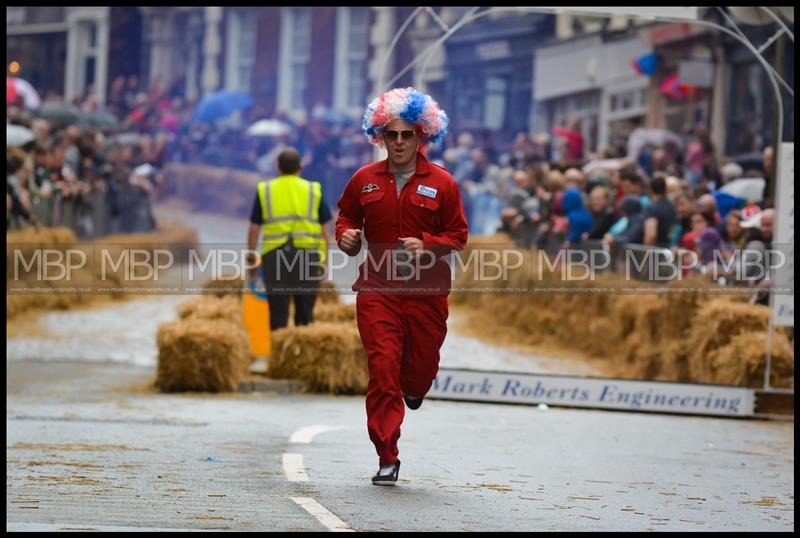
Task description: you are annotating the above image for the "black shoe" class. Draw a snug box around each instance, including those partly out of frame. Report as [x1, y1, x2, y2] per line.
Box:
[372, 460, 400, 486]
[403, 394, 423, 410]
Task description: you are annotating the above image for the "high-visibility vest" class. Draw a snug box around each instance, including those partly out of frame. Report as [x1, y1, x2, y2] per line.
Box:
[257, 175, 326, 262]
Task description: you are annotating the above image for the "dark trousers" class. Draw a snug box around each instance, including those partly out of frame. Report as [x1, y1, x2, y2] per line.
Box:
[261, 243, 321, 331]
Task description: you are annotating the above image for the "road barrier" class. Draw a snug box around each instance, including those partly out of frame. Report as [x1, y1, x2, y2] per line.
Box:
[428, 367, 793, 419]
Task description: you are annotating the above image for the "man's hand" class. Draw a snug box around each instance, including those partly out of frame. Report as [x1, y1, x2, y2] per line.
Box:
[399, 236, 424, 259]
[339, 228, 363, 251]
[245, 252, 260, 282]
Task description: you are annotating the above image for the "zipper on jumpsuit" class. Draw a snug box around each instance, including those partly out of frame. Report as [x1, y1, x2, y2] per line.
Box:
[391, 171, 415, 291]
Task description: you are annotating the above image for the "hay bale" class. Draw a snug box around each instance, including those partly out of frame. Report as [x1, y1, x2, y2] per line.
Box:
[7, 270, 97, 319]
[267, 322, 368, 393]
[449, 239, 791, 387]
[708, 331, 794, 388]
[314, 303, 356, 323]
[7, 222, 199, 319]
[178, 295, 242, 324]
[631, 295, 665, 344]
[583, 317, 617, 358]
[7, 227, 78, 280]
[686, 301, 771, 382]
[653, 340, 690, 382]
[317, 279, 341, 304]
[203, 277, 244, 298]
[156, 318, 250, 392]
[100, 220, 199, 265]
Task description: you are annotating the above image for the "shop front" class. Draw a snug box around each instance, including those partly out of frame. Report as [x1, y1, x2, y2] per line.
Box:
[443, 13, 554, 135]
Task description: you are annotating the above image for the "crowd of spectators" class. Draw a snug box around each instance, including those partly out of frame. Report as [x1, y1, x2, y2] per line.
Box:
[8, 77, 779, 297]
[432, 120, 777, 296]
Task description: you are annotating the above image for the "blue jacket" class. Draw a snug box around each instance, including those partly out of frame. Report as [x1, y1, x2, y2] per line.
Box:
[563, 188, 593, 243]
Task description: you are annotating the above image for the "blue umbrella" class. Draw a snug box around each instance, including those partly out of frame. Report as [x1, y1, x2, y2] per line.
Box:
[632, 52, 659, 77]
[192, 90, 253, 123]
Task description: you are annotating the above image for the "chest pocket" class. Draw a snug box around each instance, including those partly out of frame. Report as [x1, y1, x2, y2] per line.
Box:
[408, 192, 440, 212]
[360, 190, 385, 207]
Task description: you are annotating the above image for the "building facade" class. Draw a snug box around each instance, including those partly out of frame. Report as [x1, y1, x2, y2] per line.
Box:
[721, 18, 794, 157]
[11, 5, 790, 160]
[440, 10, 554, 134]
[533, 15, 654, 154]
[7, 6, 111, 104]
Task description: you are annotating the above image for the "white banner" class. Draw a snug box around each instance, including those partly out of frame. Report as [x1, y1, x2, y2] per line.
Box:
[429, 368, 755, 417]
[678, 59, 714, 88]
[773, 142, 794, 327]
[539, 7, 699, 20]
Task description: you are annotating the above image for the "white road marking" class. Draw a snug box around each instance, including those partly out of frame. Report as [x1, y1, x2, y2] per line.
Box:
[289, 425, 346, 444]
[283, 453, 309, 482]
[289, 497, 355, 532]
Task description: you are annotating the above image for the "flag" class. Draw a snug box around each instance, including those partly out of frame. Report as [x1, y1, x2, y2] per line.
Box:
[659, 72, 698, 100]
[631, 53, 659, 77]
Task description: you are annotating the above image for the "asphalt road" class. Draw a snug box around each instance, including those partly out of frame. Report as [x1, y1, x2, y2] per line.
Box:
[7, 205, 795, 531]
[6, 360, 794, 532]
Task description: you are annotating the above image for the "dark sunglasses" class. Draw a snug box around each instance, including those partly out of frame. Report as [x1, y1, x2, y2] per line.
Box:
[384, 129, 416, 141]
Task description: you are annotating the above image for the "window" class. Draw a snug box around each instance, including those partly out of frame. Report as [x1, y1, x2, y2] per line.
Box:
[549, 90, 600, 153]
[483, 76, 507, 130]
[278, 8, 311, 115]
[727, 61, 767, 155]
[663, 88, 709, 140]
[225, 10, 256, 92]
[290, 9, 310, 110]
[346, 8, 368, 109]
[334, 7, 369, 114]
[604, 84, 649, 149]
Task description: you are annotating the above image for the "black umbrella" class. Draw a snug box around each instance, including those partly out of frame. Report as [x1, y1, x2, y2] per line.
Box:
[78, 111, 119, 129]
[34, 102, 81, 127]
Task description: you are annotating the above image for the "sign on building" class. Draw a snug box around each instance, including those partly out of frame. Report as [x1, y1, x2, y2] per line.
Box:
[554, 7, 699, 21]
[476, 41, 511, 61]
[772, 142, 794, 327]
[678, 59, 714, 88]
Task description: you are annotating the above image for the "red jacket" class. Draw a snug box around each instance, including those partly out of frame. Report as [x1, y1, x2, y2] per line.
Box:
[336, 152, 468, 294]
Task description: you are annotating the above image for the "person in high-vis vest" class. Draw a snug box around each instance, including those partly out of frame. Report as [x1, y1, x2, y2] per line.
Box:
[247, 148, 332, 330]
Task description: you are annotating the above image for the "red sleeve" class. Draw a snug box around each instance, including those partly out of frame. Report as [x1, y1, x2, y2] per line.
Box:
[335, 173, 364, 256]
[421, 178, 468, 259]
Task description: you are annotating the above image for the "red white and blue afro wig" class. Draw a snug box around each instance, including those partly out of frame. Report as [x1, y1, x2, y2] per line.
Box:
[362, 87, 448, 148]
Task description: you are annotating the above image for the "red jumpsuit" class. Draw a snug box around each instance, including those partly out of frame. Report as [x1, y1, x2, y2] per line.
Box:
[336, 152, 468, 465]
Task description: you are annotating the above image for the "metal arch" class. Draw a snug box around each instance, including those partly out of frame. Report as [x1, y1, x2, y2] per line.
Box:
[759, 7, 794, 42]
[715, 7, 793, 97]
[654, 13, 789, 393]
[378, 6, 483, 94]
[374, 8, 792, 394]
